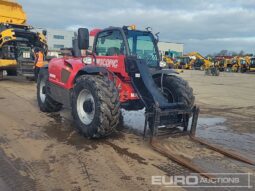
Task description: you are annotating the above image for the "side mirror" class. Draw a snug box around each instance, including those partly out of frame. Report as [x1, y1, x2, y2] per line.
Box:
[78, 28, 89, 50]
[42, 30, 47, 36]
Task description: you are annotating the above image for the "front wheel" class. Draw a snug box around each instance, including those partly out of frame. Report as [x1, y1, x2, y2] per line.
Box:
[155, 75, 195, 109]
[71, 75, 120, 138]
[151, 75, 195, 127]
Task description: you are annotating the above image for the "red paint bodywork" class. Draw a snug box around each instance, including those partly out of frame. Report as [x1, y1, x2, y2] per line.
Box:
[48, 55, 139, 103]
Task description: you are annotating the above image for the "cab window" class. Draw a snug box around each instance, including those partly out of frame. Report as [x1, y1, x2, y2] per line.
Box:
[95, 30, 125, 56]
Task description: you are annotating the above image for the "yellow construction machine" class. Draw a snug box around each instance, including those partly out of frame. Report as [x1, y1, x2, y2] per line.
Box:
[186, 52, 219, 76]
[162, 52, 175, 69]
[0, 0, 47, 79]
[186, 52, 211, 70]
[228, 56, 249, 73]
[221, 58, 231, 72]
[249, 57, 255, 72]
[175, 55, 194, 69]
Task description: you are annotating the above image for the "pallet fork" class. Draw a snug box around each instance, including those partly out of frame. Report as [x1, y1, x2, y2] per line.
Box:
[146, 106, 254, 179]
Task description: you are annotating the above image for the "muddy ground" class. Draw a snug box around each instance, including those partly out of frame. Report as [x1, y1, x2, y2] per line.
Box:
[0, 70, 254, 191]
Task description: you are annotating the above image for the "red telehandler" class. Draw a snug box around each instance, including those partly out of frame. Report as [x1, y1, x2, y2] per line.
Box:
[37, 26, 254, 178]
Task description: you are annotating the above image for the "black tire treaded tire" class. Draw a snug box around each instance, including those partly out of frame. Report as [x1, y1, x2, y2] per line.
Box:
[37, 69, 62, 112]
[71, 75, 120, 138]
[148, 75, 195, 129]
[154, 75, 195, 109]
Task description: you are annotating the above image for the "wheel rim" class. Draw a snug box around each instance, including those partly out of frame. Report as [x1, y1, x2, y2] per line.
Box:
[39, 80, 46, 103]
[77, 89, 95, 125]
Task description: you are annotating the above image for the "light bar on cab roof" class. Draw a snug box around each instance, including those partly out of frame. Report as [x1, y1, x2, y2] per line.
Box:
[129, 25, 136, 30]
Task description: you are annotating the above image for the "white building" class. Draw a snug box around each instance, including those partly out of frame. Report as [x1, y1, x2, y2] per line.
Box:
[40, 28, 184, 57]
[45, 28, 75, 50]
[158, 41, 184, 58]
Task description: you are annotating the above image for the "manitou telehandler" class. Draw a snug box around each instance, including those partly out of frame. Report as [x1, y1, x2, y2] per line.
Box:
[37, 26, 254, 178]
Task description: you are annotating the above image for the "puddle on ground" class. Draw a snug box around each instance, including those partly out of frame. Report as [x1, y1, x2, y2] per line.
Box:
[43, 113, 99, 151]
[196, 117, 255, 160]
[123, 110, 255, 160]
[104, 141, 148, 165]
[43, 112, 148, 163]
[122, 109, 145, 132]
[122, 110, 227, 132]
[43, 112, 123, 151]
[42, 109, 255, 161]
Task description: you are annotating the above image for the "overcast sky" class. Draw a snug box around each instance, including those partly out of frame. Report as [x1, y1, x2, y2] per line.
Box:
[19, 0, 255, 55]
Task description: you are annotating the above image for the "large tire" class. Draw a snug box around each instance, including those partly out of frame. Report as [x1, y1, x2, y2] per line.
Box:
[37, 69, 62, 112]
[154, 75, 194, 108]
[71, 75, 120, 138]
[150, 75, 195, 127]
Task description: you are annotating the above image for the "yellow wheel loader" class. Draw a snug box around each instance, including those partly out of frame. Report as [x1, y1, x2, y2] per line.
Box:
[176, 56, 193, 69]
[0, 0, 47, 79]
[186, 52, 219, 76]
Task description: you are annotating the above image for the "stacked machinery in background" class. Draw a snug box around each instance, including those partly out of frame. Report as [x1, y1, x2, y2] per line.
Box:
[0, 0, 47, 78]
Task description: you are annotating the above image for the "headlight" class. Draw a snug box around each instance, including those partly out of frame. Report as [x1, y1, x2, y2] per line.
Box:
[159, 61, 167, 68]
[82, 57, 92, 65]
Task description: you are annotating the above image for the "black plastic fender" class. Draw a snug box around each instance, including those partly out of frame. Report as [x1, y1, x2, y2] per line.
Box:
[75, 66, 109, 79]
[126, 58, 185, 110]
[151, 69, 179, 79]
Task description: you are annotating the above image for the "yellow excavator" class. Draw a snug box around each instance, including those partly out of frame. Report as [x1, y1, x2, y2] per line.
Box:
[0, 0, 47, 79]
[228, 56, 249, 73]
[186, 52, 211, 70]
[187, 51, 219, 76]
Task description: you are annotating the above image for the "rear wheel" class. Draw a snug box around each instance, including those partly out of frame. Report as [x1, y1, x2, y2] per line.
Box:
[37, 69, 62, 112]
[71, 75, 120, 138]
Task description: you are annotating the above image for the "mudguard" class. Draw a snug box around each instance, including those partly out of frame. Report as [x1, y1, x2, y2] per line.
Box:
[125, 57, 185, 110]
[76, 66, 109, 76]
[151, 69, 179, 78]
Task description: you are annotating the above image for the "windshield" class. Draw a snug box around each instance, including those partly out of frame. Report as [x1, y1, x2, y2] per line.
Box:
[180, 57, 190, 65]
[126, 30, 159, 67]
[240, 60, 246, 65]
[251, 59, 255, 65]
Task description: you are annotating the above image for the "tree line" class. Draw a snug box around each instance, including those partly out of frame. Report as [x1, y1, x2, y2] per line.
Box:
[206, 50, 253, 58]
